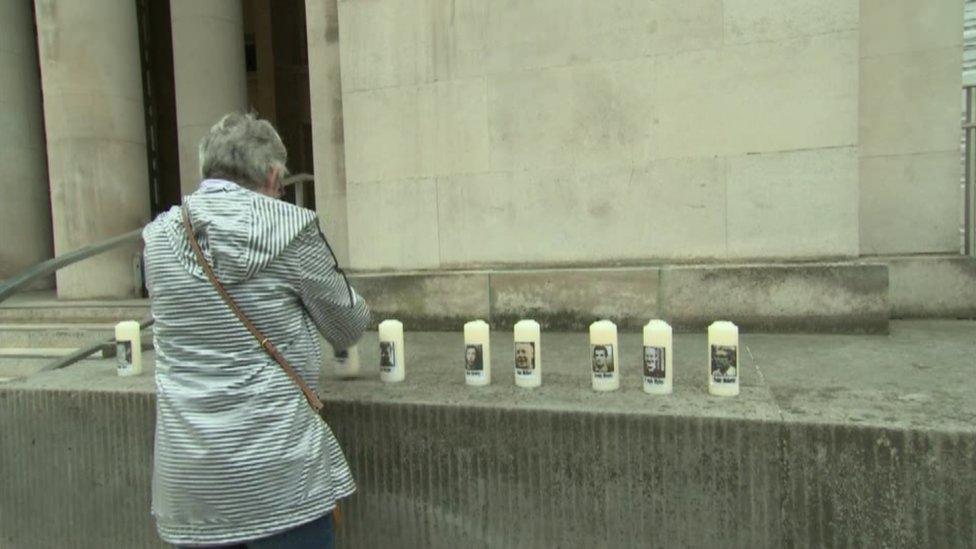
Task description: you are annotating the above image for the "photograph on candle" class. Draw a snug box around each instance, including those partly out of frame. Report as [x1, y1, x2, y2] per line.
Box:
[465, 344, 483, 372]
[515, 341, 535, 372]
[643, 346, 665, 379]
[591, 344, 614, 374]
[710, 345, 737, 383]
[380, 341, 397, 372]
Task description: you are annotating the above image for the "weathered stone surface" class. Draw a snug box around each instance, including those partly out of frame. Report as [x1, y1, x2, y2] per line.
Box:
[349, 272, 489, 331]
[859, 152, 961, 255]
[727, 147, 858, 258]
[887, 256, 976, 318]
[436, 158, 726, 267]
[343, 78, 489, 183]
[485, 0, 722, 74]
[652, 32, 857, 159]
[34, 0, 150, 298]
[724, 0, 857, 44]
[346, 178, 441, 270]
[859, 47, 962, 158]
[489, 268, 660, 331]
[487, 58, 656, 172]
[659, 263, 889, 333]
[860, 0, 964, 58]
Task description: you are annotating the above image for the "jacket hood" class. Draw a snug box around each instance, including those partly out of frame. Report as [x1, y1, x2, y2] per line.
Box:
[149, 180, 317, 284]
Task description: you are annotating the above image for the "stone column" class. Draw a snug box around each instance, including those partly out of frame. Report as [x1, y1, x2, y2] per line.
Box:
[170, 0, 247, 196]
[306, 0, 350, 265]
[34, 0, 151, 298]
[0, 1, 52, 284]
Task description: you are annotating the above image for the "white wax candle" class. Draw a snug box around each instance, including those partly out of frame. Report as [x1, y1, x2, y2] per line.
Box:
[115, 320, 142, 377]
[708, 320, 739, 396]
[333, 344, 361, 379]
[513, 319, 541, 388]
[642, 320, 673, 395]
[378, 319, 405, 383]
[464, 320, 491, 386]
[589, 320, 619, 391]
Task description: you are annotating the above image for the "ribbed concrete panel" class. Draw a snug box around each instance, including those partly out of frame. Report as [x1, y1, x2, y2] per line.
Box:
[0, 389, 163, 549]
[327, 402, 784, 548]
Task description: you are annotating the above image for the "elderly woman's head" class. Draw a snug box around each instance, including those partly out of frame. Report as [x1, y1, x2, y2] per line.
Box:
[198, 112, 288, 196]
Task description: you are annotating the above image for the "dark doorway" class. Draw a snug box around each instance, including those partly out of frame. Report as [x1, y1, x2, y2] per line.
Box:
[135, 0, 181, 217]
[244, 0, 315, 210]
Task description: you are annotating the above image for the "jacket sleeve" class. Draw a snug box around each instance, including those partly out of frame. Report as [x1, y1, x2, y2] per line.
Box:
[292, 223, 371, 350]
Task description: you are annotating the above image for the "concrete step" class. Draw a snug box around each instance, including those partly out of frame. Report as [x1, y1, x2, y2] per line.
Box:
[0, 323, 128, 348]
[0, 347, 80, 358]
[0, 290, 149, 324]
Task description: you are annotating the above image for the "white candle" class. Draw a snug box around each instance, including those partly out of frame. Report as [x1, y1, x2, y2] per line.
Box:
[708, 320, 739, 396]
[333, 345, 360, 379]
[513, 319, 541, 388]
[378, 319, 405, 383]
[115, 320, 142, 377]
[589, 320, 619, 391]
[464, 320, 491, 386]
[642, 320, 673, 395]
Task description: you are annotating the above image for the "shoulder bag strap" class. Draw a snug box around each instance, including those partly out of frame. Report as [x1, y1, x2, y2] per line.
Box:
[180, 204, 325, 416]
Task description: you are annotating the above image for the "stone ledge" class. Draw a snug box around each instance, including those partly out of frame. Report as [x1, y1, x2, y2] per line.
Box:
[353, 262, 889, 333]
[883, 255, 976, 318]
[3, 321, 974, 548]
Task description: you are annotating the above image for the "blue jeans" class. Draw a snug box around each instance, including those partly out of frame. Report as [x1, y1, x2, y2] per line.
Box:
[179, 513, 334, 549]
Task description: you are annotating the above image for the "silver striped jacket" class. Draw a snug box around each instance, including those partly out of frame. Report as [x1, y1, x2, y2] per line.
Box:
[142, 180, 370, 545]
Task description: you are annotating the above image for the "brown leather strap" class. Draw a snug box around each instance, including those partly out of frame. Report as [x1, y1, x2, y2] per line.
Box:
[181, 204, 325, 415]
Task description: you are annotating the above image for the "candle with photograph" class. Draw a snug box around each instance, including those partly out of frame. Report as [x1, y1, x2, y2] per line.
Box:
[333, 344, 360, 379]
[513, 319, 541, 388]
[115, 320, 143, 377]
[463, 320, 491, 386]
[708, 320, 739, 396]
[589, 320, 619, 391]
[378, 319, 405, 383]
[642, 320, 672, 395]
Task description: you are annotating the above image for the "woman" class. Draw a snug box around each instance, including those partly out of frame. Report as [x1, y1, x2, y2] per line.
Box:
[143, 113, 370, 548]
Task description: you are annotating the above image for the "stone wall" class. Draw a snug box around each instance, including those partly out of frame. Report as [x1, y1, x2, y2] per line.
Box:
[331, 0, 963, 272]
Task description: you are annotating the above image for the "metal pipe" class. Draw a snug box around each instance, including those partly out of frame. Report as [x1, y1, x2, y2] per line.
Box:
[0, 229, 144, 304]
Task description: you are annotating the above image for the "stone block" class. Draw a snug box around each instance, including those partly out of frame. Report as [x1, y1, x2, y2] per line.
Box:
[489, 268, 659, 331]
[727, 147, 859, 258]
[343, 78, 489, 182]
[859, 48, 962, 157]
[860, 0, 964, 58]
[338, 0, 487, 92]
[34, 0, 145, 100]
[436, 158, 726, 267]
[487, 58, 656, 172]
[724, 0, 857, 44]
[485, 0, 722, 73]
[40, 91, 147, 144]
[887, 256, 976, 318]
[346, 179, 441, 270]
[859, 151, 961, 255]
[659, 263, 889, 333]
[653, 32, 857, 159]
[348, 272, 489, 331]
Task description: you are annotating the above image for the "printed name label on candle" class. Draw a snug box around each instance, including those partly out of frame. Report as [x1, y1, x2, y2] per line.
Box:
[514, 341, 535, 375]
[710, 345, 737, 384]
[642, 345, 666, 384]
[380, 341, 397, 373]
[464, 344, 484, 377]
[591, 344, 615, 379]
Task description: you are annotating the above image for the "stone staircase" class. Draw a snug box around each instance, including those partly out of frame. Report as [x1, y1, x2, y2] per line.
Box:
[0, 291, 150, 378]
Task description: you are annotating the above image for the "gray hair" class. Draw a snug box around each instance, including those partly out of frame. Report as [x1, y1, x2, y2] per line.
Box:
[198, 112, 288, 189]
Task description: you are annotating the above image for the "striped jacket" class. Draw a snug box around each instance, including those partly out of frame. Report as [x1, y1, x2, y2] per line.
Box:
[142, 179, 370, 545]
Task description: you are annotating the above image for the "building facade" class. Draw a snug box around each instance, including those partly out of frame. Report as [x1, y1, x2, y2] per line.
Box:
[0, 1, 970, 312]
